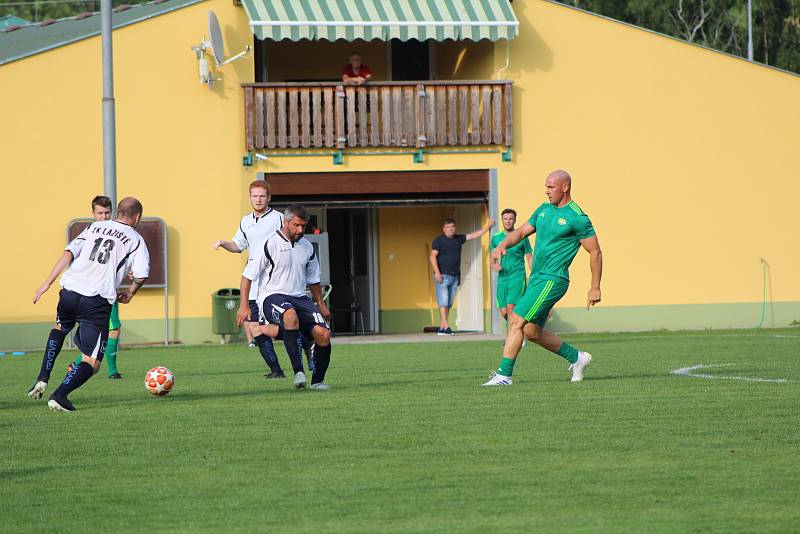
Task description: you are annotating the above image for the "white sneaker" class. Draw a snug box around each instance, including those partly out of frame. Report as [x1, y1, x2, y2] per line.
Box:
[27, 380, 47, 400]
[569, 351, 592, 382]
[293, 371, 307, 389]
[481, 371, 512, 386]
[309, 383, 330, 390]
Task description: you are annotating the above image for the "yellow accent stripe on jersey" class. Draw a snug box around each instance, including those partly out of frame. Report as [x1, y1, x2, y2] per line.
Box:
[525, 280, 554, 322]
[568, 201, 583, 215]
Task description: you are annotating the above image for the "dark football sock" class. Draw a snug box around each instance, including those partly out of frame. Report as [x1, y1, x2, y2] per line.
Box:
[301, 336, 315, 372]
[282, 329, 304, 374]
[37, 329, 66, 382]
[255, 335, 282, 373]
[51, 361, 94, 399]
[311, 344, 331, 385]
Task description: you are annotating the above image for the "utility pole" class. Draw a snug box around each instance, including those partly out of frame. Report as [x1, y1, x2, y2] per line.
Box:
[101, 0, 117, 209]
[747, 0, 754, 61]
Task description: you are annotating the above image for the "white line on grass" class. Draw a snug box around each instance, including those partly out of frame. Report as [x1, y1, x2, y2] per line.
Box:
[671, 364, 789, 383]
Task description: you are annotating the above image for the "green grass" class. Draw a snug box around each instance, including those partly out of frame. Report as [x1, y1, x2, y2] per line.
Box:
[2, 329, 799, 532]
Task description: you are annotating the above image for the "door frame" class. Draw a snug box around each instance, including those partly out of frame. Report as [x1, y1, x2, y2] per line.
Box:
[368, 208, 380, 332]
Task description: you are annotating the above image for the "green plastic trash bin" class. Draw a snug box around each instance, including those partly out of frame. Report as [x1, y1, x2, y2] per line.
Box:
[212, 288, 241, 335]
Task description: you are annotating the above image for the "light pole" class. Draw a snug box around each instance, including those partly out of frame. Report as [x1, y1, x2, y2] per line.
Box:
[747, 0, 753, 61]
[101, 0, 117, 209]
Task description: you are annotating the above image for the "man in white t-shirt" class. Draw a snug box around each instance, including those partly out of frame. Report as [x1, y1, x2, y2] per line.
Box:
[214, 180, 288, 378]
[28, 197, 150, 412]
[237, 205, 332, 390]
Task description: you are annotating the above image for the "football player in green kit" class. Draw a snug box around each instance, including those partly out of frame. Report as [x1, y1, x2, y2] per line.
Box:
[484, 170, 603, 385]
[490, 209, 532, 331]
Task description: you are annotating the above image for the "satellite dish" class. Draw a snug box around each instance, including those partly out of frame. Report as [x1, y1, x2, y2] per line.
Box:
[191, 11, 251, 87]
[208, 11, 225, 67]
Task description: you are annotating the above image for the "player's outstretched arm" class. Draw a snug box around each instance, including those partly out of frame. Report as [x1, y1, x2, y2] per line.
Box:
[236, 276, 253, 327]
[466, 218, 495, 241]
[213, 240, 242, 253]
[580, 235, 603, 309]
[308, 283, 330, 319]
[33, 251, 74, 304]
[491, 222, 534, 267]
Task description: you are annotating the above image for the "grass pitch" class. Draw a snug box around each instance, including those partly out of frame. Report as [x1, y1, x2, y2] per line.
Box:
[2, 329, 799, 532]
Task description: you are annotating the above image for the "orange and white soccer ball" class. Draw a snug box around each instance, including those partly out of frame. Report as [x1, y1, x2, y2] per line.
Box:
[144, 366, 174, 396]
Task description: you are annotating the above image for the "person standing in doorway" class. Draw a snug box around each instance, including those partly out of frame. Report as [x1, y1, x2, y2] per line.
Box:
[430, 216, 493, 336]
[490, 209, 533, 333]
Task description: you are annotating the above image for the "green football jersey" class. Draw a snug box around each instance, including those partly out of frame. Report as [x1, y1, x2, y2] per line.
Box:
[490, 230, 532, 279]
[528, 200, 595, 281]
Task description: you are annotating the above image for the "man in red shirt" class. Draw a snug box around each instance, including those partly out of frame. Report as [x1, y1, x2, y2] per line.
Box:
[343, 53, 372, 85]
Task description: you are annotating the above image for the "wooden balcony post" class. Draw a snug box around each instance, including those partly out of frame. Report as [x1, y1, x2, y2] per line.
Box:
[277, 89, 287, 149]
[265, 90, 276, 148]
[346, 86, 356, 147]
[369, 87, 380, 146]
[416, 83, 426, 149]
[335, 85, 346, 149]
[324, 88, 334, 148]
[312, 88, 322, 148]
[244, 86, 254, 151]
[458, 85, 468, 145]
[504, 83, 513, 147]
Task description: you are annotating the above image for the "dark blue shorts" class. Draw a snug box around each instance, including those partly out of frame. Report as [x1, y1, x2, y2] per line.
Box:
[260, 293, 329, 338]
[56, 289, 112, 360]
[248, 299, 259, 322]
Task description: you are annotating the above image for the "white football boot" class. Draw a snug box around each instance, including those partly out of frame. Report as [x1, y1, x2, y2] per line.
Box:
[309, 383, 330, 390]
[481, 371, 512, 386]
[27, 380, 48, 400]
[293, 371, 307, 389]
[568, 351, 592, 382]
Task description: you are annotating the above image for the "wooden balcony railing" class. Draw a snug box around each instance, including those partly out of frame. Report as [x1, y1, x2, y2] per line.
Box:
[243, 80, 512, 151]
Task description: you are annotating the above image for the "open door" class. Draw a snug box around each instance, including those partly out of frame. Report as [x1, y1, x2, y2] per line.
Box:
[454, 205, 484, 332]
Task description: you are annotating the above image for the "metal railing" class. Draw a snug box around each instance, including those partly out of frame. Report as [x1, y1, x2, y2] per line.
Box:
[242, 80, 513, 151]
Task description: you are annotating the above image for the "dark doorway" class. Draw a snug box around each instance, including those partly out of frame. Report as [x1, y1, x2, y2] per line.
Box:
[326, 209, 375, 334]
[391, 39, 430, 81]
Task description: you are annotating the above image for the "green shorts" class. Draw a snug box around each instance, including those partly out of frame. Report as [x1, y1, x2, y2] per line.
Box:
[514, 277, 569, 327]
[109, 301, 122, 330]
[496, 275, 527, 309]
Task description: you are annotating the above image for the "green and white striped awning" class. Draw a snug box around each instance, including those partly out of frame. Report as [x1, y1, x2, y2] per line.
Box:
[242, 0, 519, 42]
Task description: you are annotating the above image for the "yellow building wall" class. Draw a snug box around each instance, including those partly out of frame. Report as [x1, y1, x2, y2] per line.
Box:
[497, 0, 800, 330]
[1, 0, 798, 348]
[0, 0, 256, 345]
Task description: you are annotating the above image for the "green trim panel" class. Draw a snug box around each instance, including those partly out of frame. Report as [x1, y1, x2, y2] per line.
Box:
[0, 317, 230, 351]
[3, 301, 798, 348]
[546, 301, 800, 332]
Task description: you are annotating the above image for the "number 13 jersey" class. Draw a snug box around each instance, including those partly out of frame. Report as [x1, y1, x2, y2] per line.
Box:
[61, 220, 151, 304]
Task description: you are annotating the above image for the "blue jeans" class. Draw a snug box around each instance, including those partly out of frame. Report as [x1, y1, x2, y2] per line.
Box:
[434, 274, 459, 308]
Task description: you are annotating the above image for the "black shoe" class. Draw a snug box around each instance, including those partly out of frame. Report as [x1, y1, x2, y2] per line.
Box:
[47, 395, 75, 412]
[445, 327, 454, 336]
[108, 373, 123, 380]
[265, 371, 287, 379]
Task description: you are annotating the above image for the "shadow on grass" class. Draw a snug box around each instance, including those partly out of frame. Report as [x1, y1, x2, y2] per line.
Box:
[0, 465, 64, 481]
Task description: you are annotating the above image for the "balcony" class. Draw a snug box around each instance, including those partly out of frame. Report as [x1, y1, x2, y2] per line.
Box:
[242, 80, 512, 152]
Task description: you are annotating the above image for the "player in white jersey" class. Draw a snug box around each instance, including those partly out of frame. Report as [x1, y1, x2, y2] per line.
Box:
[28, 197, 150, 412]
[237, 205, 332, 390]
[214, 180, 289, 378]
